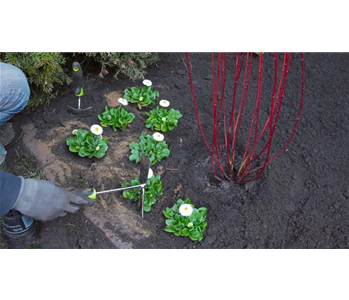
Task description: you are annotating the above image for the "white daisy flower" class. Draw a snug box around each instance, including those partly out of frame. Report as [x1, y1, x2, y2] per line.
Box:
[187, 222, 194, 228]
[179, 204, 193, 217]
[159, 100, 170, 107]
[118, 98, 128, 106]
[153, 132, 164, 142]
[72, 129, 78, 135]
[147, 168, 153, 179]
[161, 117, 167, 122]
[90, 124, 103, 136]
[143, 79, 152, 87]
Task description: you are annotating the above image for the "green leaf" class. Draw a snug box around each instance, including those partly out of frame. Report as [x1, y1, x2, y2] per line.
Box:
[177, 199, 185, 206]
[161, 148, 170, 157]
[69, 145, 78, 153]
[165, 219, 174, 226]
[98, 143, 108, 152]
[164, 227, 177, 233]
[76, 129, 88, 143]
[129, 149, 140, 162]
[86, 136, 93, 145]
[181, 228, 190, 236]
[66, 137, 75, 145]
[78, 147, 87, 157]
[163, 207, 173, 218]
[172, 204, 179, 212]
[199, 222, 207, 232]
[94, 151, 106, 159]
[129, 142, 138, 149]
[191, 230, 201, 238]
[184, 198, 192, 204]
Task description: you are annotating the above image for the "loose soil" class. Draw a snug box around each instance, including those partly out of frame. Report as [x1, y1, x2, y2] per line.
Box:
[2, 53, 349, 249]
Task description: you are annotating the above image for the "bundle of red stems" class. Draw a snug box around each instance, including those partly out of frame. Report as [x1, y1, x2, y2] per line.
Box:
[185, 53, 305, 182]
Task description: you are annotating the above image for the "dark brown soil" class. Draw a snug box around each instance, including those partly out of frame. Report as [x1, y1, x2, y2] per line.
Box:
[3, 52, 349, 249]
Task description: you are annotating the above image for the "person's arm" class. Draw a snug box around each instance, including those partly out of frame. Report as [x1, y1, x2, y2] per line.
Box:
[0, 171, 93, 221]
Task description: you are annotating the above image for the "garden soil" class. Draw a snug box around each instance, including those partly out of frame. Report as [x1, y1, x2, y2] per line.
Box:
[2, 53, 349, 249]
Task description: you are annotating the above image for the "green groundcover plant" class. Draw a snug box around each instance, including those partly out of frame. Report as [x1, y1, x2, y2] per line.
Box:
[84, 53, 159, 80]
[66, 127, 108, 159]
[1, 53, 158, 109]
[124, 85, 159, 109]
[98, 106, 135, 131]
[129, 132, 170, 165]
[122, 174, 162, 212]
[146, 106, 183, 132]
[163, 198, 208, 242]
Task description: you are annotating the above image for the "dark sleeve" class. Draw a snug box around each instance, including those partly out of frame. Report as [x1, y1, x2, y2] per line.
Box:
[0, 171, 22, 216]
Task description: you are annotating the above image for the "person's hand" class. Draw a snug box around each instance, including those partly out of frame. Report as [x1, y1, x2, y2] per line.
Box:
[13, 177, 94, 221]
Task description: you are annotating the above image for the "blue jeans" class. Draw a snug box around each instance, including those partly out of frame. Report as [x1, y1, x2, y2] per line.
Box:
[0, 62, 30, 126]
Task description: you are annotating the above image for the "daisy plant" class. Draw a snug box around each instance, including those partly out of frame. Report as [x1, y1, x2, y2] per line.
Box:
[123, 79, 159, 109]
[129, 132, 170, 165]
[122, 171, 162, 212]
[66, 125, 108, 159]
[98, 98, 135, 131]
[146, 106, 183, 132]
[163, 198, 208, 242]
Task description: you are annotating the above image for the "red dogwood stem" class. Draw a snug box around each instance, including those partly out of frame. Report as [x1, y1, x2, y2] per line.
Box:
[185, 52, 304, 183]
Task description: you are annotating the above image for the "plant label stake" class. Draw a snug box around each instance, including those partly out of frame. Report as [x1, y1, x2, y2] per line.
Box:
[67, 62, 92, 115]
[77, 156, 151, 218]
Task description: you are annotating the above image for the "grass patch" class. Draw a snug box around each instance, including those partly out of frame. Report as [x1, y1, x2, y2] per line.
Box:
[13, 150, 46, 180]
